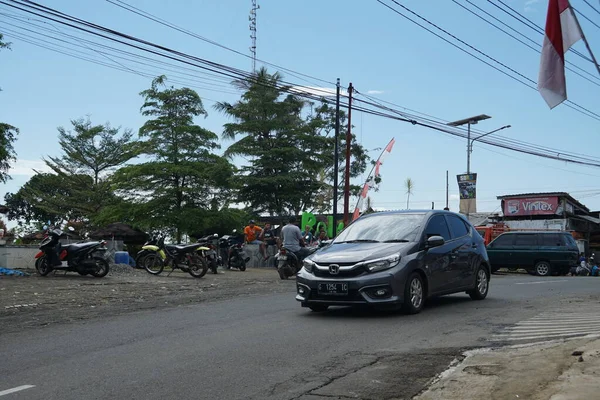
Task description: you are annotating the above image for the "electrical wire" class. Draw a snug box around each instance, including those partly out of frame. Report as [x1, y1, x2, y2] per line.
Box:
[451, 0, 600, 86]
[375, 0, 600, 121]
[583, 0, 600, 16]
[3, 0, 600, 170]
[574, 7, 600, 30]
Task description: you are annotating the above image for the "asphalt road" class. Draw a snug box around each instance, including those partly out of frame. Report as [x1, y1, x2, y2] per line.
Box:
[2, 274, 600, 400]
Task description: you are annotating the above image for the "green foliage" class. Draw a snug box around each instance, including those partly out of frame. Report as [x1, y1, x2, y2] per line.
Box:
[0, 123, 18, 184]
[114, 75, 234, 241]
[216, 68, 371, 216]
[4, 173, 70, 225]
[405, 177, 414, 209]
[4, 118, 139, 229]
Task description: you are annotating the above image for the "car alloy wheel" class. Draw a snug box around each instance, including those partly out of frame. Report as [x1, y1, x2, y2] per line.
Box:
[535, 261, 550, 276]
[477, 269, 488, 296]
[409, 277, 423, 310]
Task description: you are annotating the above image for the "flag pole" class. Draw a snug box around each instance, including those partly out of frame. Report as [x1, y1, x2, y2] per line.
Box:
[572, 7, 600, 77]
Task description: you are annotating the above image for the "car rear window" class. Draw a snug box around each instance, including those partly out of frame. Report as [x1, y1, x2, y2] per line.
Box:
[514, 234, 538, 246]
[540, 234, 564, 246]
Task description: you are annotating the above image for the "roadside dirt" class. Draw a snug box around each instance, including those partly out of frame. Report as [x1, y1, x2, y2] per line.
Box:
[0, 266, 295, 335]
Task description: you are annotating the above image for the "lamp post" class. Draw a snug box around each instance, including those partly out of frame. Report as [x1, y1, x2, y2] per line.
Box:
[469, 125, 511, 163]
[447, 114, 491, 174]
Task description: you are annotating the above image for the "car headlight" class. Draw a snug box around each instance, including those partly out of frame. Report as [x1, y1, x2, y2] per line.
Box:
[365, 255, 401, 273]
[303, 259, 315, 273]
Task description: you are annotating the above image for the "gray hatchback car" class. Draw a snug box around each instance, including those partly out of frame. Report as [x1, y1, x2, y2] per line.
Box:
[296, 210, 491, 314]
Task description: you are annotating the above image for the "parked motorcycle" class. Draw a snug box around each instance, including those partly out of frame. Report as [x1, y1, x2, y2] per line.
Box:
[226, 230, 249, 271]
[275, 241, 326, 280]
[197, 233, 220, 274]
[135, 236, 157, 269]
[34, 225, 110, 277]
[141, 236, 209, 278]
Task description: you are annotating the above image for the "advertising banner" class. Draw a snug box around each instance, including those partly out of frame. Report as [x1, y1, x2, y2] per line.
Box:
[502, 196, 560, 216]
[457, 173, 477, 214]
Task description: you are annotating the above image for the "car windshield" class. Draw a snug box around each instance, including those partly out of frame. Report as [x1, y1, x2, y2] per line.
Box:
[334, 213, 423, 243]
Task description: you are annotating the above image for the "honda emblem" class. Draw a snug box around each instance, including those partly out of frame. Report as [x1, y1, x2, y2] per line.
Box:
[329, 264, 340, 275]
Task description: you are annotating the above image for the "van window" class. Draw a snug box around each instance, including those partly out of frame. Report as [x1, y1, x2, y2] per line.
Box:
[540, 234, 563, 246]
[490, 234, 513, 247]
[514, 234, 538, 246]
[446, 215, 469, 238]
[424, 215, 451, 241]
[563, 234, 578, 248]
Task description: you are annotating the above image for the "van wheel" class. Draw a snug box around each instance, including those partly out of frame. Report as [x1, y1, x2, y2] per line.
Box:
[535, 261, 551, 276]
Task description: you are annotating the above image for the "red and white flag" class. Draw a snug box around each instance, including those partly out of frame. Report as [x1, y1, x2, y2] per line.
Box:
[538, 0, 583, 109]
[352, 138, 395, 222]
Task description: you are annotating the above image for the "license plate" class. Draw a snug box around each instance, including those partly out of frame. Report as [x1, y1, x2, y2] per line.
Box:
[317, 282, 348, 295]
[277, 255, 288, 261]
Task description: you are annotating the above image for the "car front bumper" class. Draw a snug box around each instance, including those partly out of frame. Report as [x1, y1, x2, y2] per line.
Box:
[295, 268, 407, 307]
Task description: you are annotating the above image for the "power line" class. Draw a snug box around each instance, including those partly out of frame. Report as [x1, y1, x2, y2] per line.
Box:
[582, 0, 600, 16]
[375, 0, 600, 121]
[489, 0, 594, 63]
[574, 7, 600, 30]
[4, 0, 600, 170]
[451, 0, 600, 86]
[104, 0, 335, 87]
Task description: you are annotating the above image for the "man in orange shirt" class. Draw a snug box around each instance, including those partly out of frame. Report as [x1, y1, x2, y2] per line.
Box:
[244, 220, 263, 245]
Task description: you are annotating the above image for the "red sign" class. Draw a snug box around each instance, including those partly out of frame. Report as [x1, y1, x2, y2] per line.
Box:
[503, 196, 559, 216]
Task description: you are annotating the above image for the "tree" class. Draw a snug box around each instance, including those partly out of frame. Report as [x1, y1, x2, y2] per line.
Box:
[114, 75, 234, 241]
[4, 118, 139, 229]
[405, 177, 414, 209]
[0, 34, 18, 184]
[4, 173, 71, 226]
[216, 68, 370, 217]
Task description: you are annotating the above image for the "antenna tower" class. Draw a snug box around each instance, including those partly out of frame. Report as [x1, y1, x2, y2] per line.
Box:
[249, 0, 259, 73]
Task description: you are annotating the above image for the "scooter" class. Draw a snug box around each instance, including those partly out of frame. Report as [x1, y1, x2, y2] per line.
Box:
[275, 241, 326, 280]
[34, 225, 109, 277]
[197, 233, 220, 274]
[226, 230, 250, 271]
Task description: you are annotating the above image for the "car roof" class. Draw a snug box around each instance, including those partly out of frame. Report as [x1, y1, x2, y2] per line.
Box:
[499, 231, 569, 235]
[360, 210, 467, 219]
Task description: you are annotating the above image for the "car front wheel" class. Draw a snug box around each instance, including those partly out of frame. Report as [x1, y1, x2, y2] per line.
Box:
[468, 266, 489, 300]
[402, 272, 425, 314]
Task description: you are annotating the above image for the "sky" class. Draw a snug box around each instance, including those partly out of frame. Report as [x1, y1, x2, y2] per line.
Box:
[1, 0, 599, 227]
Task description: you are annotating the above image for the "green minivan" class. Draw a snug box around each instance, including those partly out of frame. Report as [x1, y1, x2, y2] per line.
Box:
[486, 231, 579, 276]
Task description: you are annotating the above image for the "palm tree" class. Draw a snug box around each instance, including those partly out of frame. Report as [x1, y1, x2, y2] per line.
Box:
[405, 178, 414, 209]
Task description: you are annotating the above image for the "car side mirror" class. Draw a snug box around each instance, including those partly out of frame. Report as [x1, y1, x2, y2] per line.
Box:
[426, 235, 445, 248]
[319, 240, 332, 248]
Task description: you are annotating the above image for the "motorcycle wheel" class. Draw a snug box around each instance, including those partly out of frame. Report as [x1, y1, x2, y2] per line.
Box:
[134, 252, 150, 269]
[210, 259, 218, 274]
[187, 255, 208, 278]
[35, 256, 52, 276]
[239, 263, 246, 272]
[90, 257, 110, 278]
[144, 253, 164, 275]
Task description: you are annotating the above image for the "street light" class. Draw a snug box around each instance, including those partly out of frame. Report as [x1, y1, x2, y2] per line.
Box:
[447, 114, 491, 174]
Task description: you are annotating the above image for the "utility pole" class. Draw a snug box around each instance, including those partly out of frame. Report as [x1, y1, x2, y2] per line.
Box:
[466, 122, 471, 173]
[249, 0, 259, 73]
[333, 79, 340, 234]
[445, 170, 449, 210]
[343, 83, 354, 225]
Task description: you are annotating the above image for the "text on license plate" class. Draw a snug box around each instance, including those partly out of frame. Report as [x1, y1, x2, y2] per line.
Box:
[318, 282, 348, 295]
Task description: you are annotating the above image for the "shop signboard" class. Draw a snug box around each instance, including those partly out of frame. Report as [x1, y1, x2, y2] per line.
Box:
[503, 196, 559, 216]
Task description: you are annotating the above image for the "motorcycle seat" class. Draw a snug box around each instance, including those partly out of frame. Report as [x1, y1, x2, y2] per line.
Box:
[66, 242, 99, 253]
[166, 243, 200, 253]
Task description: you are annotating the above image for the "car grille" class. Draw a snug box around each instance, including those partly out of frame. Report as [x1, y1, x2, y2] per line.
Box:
[313, 267, 366, 278]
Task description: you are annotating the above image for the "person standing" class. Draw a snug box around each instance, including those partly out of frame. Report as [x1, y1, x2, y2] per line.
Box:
[259, 222, 278, 261]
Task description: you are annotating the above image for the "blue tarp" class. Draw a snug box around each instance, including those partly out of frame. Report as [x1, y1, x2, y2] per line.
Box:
[0, 267, 30, 276]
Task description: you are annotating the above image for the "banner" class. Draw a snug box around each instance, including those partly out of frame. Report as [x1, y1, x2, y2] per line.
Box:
[352, 138, 395, 221]
[457, 173, 477, 214]
[503, 196, 559, 216]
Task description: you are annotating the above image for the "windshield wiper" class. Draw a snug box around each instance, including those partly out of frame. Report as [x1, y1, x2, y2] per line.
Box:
[383, 239, 410, 243]
[337, 239, 381, 243]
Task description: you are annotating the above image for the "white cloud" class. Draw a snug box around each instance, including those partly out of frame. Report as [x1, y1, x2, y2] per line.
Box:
[367, 90, 385, 95]
[9, 159, 51, 176]
[290, 86, 349, 98]
[524, 6, 537, 13]
[525, 0, 540, 5]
